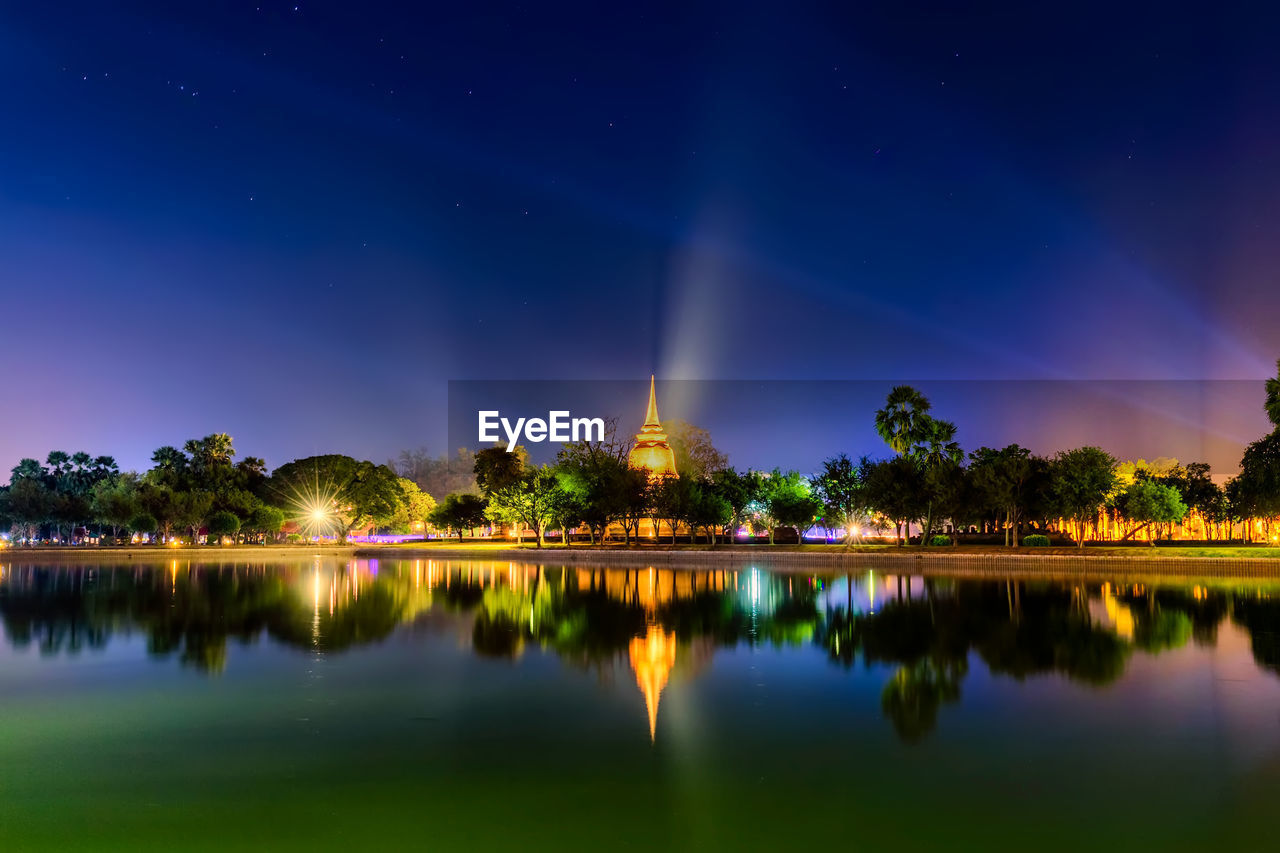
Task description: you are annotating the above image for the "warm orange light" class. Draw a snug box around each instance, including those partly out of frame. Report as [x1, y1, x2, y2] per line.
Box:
[629, 625, 676, 742]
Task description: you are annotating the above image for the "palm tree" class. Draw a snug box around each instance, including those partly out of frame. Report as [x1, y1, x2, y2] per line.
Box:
[11, 458, 46, 481]
[184, 433, 235, 476]
[237, 456, 267, 477]
[92, 456, 119, 478]
[915, 419, 963, 545]
[915, 419, 961, 470]
[151, 446, 187, 472]
[1266, 358, 1280, 428]
[874, 386, 932, 456]
[45, 450, 70, 479]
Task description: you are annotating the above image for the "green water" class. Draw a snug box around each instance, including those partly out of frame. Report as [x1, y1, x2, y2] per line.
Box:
[1, 556, 1278, 850]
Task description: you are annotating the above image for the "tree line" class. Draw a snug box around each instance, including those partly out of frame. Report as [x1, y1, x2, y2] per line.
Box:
[433, 363, 1280, 548]
[0, 437, 433, 546]
[4, 362, 1280, 548]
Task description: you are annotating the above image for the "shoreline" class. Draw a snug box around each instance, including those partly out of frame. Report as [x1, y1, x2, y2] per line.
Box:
[0, 546, 356, 563]
[5, 543, 1280, 578]
[354, 545, 1280, 578]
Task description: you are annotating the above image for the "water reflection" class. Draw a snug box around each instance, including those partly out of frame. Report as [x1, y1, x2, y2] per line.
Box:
[4, 558, 1280, 744]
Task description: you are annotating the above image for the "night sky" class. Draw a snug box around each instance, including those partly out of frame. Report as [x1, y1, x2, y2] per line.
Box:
[4, 2, 1279, 475]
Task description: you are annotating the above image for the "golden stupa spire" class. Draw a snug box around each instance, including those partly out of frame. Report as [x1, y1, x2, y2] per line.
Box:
[644, 374, 660, 427]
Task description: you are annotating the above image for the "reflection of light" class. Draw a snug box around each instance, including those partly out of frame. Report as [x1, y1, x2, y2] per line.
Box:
[750, 567, 760, 607]
[629, 626, 676, 742]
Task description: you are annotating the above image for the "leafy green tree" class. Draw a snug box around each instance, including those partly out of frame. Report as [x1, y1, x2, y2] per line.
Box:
[138, 482, 180, 541]
[269, 455, 406, 542]
[486, 465, 567, 548]
[612, 466, 653, 546]
[925, 459, 976, 545]
[175, 490, 214, 544]
[1115, 481, 1187, 542]
[650, 475, 720, 544]
[245, 505, 286, 543]
[429, 492, 490, 538]
[969, 445, 1045, 547]
[812, 454, 872, 545]
[474, 444, 529, 494]
[4, 477, 53, 542]
[757, 469, 812, 544]
[206, 510, 242, 542]
[90, 474, 140, 542]
[388, 478, 435, 534]
[555, 421, 637, 544]
[1050, 447, 1118, 547]
[863, 456, 927, 545]
[687, 482, 731, 544]
[129, 512, 158, 538]
[769, 487, 821, 543]
[547, 481, 587, 546]
[1234, 431, 1280, 540]
[1151, 461, 1220, 537]
[710, 468, 762, 543]
[664, 420, 729, 480]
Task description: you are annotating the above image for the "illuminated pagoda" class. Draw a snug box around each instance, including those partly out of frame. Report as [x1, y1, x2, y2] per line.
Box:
[628, 375, 678, 480]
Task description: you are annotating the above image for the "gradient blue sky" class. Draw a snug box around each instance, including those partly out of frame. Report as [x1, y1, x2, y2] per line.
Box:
[3, 1, 1279, 474]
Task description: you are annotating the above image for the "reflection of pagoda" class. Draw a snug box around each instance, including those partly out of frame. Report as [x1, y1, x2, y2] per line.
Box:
[629, 625, 676, 741]
[627, 375, 678, 480]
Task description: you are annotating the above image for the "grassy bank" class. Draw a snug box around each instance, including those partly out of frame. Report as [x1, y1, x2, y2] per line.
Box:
[5, 541, 1280, 577]
[0, 544, 356, 562]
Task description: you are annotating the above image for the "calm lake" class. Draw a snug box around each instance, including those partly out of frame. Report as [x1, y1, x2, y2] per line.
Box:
[1, 556, 1278, 851]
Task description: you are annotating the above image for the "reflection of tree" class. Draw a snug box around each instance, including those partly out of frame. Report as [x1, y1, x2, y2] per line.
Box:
[11, 562, 1280, 744]
[1143, 589, 1227, 648]
[0, 563, 429, 673]
[1232, 597, 1280, 677]
[1111, 588, 1196, 655]
[974, 587, 1131, 686]
[1131, 609, 1192, 655]
[472, 608, 525, 659]
[270, 582, 408, 653]
[881, 658, 965, 744]
[0, 571, 114, 655]
[467, 569, 825, 666]
[821, 582, 1140, 743]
